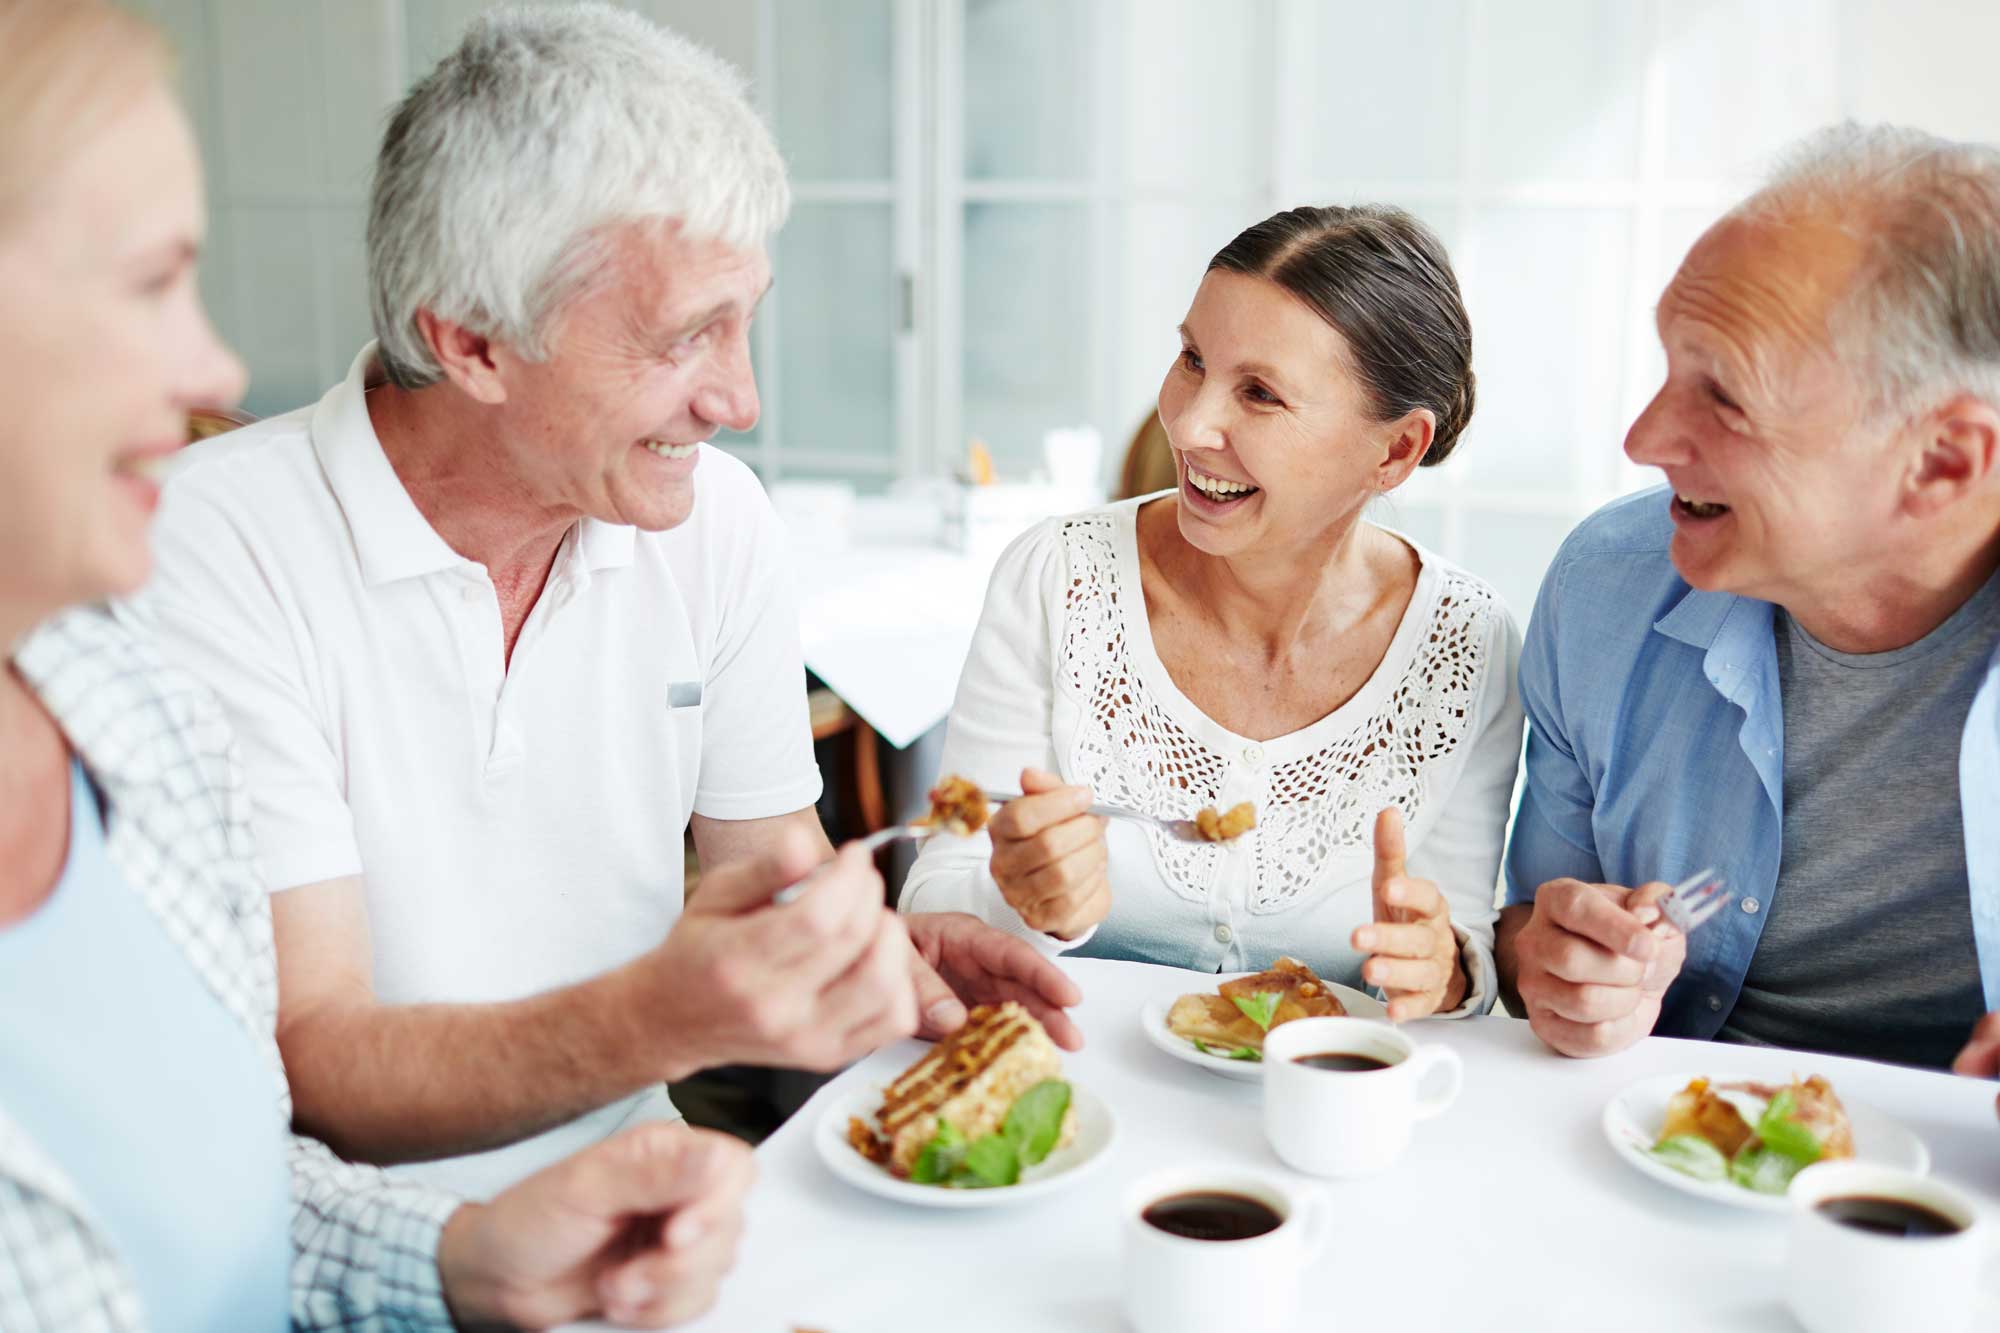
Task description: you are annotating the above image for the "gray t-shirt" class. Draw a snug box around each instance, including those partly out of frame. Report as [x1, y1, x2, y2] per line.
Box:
[1720, 571, 1999, 1068]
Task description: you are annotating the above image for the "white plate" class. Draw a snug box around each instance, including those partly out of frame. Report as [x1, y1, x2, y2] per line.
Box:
[1140, 972, 1389, 1082]
[815, 1079, 1115, 1208]
[1601, 1071, 1930, 1214]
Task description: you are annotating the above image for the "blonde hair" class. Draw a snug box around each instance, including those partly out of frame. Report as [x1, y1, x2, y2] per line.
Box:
[0, 0, 170, 225]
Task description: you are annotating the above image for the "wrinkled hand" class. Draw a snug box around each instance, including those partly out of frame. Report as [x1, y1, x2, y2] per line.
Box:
[1350, 808, 1465, 1021]
[987, 767, 1111, 940]
[1511, 878, 1685, 1057]
[438, 1122, 753, 1329]
[905, 910, 1086, 1050]
[1950, 1010, 2000, 1122]
[638, 827, 920, 1077]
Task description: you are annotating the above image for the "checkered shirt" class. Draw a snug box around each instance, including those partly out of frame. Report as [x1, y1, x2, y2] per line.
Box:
[1, 607, 461, 1331]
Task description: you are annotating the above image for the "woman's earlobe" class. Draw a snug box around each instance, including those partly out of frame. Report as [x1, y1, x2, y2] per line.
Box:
[1382, 411, 1436, 472]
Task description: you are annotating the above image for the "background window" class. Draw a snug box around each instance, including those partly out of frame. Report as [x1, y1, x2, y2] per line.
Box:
[140, 0, 2000, 617]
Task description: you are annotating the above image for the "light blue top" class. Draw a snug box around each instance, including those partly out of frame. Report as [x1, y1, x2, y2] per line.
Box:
[1503, 488, 2000, 1038]
[0, 760, 290, 1332]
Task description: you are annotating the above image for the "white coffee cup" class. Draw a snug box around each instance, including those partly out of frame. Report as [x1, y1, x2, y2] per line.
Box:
[1786, 1161, 1991, 1333]
[1261, 1016, 1462, 1177]
[1121, 1166, 1331, 1333]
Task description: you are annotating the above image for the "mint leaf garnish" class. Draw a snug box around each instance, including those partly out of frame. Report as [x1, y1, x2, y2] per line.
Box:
[1729, 1144, 1805, 1195]
[1753, 1088, 1823, 1167]
[958, 1133, 1021, 1187]
[1002, 1080, 1071, 1166]
[1649, 1134, 1728, 1182]
[910, 1083, 1069, 1189]
[1229, 991, 1282, 1032]
[910, 1119, 965, 1184]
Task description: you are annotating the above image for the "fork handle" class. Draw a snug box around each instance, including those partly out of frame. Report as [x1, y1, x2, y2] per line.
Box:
[981, 790, 1152, 824]
[771, 824, 926, 905]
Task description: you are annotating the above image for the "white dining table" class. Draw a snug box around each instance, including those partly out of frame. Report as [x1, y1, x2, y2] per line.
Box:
[578, 957, 2000, 1333]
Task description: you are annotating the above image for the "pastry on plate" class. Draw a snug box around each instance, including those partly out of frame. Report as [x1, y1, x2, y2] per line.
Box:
[1164, 956, 1345, 1060]
[1651, 1074, 1854, 1194]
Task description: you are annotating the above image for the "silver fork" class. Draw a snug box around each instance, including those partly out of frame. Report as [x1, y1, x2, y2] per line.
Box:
[1654, 867, 1732, 936]
[770, 822, 934, 906]
[981, 791, 1210, 844]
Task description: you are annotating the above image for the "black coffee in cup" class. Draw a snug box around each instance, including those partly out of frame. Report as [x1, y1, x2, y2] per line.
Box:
[1815, 1195, 1964, 1239]
[1142, 1191, 1282, 1241]
[1291, 1051, 1397, 1072]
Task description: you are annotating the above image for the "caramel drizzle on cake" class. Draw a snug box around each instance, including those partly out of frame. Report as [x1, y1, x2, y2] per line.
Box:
[878, 1003, 1032, 1138]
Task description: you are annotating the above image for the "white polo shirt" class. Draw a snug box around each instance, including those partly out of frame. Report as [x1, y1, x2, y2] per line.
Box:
[125, 345, 823, 1198]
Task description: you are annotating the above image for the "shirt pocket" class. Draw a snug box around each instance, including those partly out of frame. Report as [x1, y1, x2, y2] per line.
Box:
[665, 679, 704, 808]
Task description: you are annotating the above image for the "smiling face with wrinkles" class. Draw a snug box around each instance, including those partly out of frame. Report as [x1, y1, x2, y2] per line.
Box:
[1156, 268, 1411, 563]
[1622, 211, 1912, 607]
[481, 222, 769, 534]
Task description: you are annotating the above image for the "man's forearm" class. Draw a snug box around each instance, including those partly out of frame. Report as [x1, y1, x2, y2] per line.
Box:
[281, 959, 700, 1165]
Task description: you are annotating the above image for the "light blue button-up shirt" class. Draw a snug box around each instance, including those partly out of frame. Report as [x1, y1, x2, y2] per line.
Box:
[1503, 487, 2000, 1038]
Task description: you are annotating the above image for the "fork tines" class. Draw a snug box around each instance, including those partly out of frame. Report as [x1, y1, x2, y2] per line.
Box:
[1658, 867, 1731, 936]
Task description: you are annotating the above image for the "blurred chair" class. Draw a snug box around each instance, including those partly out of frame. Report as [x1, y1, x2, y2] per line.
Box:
[809, 685, 887, 835]
[1115, 409, 1175, 499]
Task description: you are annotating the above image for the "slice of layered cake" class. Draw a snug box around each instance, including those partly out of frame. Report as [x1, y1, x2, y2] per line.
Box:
[851, 1001, 1076, 1179]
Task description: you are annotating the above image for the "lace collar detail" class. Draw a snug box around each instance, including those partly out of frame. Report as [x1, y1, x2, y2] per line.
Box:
[1053, 507, 1499, 913]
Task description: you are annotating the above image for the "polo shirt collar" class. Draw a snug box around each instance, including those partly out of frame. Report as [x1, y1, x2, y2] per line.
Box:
[312, 344, 466, 587]
[576, 515, 636, 572]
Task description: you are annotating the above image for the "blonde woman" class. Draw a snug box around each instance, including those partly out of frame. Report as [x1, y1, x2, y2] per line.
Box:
[0, 2, 748, 1327]
[904, 207, 1524, 1020]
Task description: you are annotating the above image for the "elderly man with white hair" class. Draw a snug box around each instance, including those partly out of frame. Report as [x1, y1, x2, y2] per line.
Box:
[125, 2, 1080, 1199]
[1498, 125, 2000, 1108]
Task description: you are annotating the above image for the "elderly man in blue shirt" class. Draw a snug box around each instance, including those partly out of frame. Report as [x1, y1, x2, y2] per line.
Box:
[1496, 124, 2000, 1105]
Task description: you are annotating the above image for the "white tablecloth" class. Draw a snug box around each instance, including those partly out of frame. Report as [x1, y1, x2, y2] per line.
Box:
[587, 957, 2000, 1332]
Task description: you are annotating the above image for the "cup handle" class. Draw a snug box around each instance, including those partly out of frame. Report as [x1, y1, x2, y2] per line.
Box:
[1295, 1186, 1334, 1259]
[1407, 1045, 1463, 1120]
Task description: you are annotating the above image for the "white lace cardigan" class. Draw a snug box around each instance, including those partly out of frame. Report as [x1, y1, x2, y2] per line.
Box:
[900, 497, 1525, 1015]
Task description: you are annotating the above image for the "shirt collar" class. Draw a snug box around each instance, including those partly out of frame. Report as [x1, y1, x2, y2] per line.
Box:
[313, 344, 647, 586]
[1653, 582, 1777, 702]
[1653, 583, 1738, 650]
[311, 344, 466, 587]
[576, 514, 636, 572]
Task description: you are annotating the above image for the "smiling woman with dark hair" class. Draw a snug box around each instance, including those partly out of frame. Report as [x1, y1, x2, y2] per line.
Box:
[904, 204, 1525, 1020]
